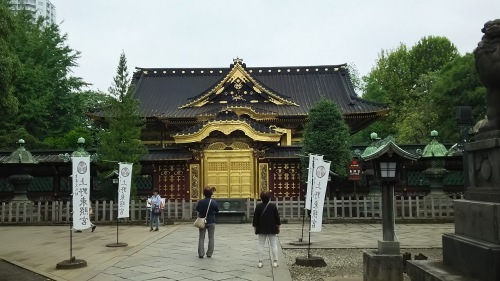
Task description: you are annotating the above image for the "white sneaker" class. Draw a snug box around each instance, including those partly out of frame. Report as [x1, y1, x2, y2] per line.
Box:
[258, 261, 263, 268]
[273, 261, 278, 268]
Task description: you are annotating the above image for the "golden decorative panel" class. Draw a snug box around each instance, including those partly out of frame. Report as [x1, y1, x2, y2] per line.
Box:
[207, 142, 227, 150]
[174, 120, 282, 143]
[259, 163, 269, 193]
[190, 164, 200, 199]
[204, 149, 254, 198]
[179, 61, 298, 108]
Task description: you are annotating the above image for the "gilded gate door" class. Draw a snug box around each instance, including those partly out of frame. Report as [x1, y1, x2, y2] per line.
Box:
[203, 143, 254, 198]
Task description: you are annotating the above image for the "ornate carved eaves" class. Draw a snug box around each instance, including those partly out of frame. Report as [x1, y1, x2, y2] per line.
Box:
[179, 62, 298, 108]
[173, 120, 283, 143]
[195, 105, 279, 122]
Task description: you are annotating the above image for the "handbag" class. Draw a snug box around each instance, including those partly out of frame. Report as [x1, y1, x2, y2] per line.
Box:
[194, 199, 212, 229]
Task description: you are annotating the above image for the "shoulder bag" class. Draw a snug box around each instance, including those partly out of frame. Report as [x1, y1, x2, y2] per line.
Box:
[194, 199, 212, 229]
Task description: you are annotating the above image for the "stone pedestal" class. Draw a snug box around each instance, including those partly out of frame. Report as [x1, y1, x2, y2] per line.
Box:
[363, 250, 403, 281]
[378, 240, 400, 255]
[408, 131, 500, 281]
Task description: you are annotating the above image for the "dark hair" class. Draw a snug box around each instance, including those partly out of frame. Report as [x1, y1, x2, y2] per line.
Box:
[260, 191, 270, 203]
[153, 188, 159, 194]
[203, 187, 213, 198]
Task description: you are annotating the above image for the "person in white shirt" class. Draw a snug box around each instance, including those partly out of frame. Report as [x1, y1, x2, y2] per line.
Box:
[149, 189, 162, 231]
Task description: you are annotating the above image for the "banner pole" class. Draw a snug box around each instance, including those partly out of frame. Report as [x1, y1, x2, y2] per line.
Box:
[307, 158, 315, 259]
[70, 202, 73, 260]
[116, 201, 119, 244]
[106, 170, 128, 247]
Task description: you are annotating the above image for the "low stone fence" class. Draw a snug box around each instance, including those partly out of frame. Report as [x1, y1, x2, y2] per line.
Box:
[0, 195, 461, 224]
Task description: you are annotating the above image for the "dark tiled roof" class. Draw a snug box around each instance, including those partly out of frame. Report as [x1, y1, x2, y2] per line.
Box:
[141, 148, 192, 161]
[266, 146, 302, 159]
[0, 149, 192, 163]
[131, 63, 388, 119]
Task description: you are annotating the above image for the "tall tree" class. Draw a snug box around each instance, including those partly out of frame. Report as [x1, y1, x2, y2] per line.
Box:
[300, 98, 352, 179]
[0, 0, 21, 145]
[427, 53, 486, 142]
[0, 6, 87, 149]
[358, 36, 459, 143]
[96, 52, 147, 199]
[108, 51, 129, 100]
[43, 90, 113, 148]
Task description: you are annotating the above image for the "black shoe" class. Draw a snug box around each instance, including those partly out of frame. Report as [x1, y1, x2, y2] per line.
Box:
[154, 228, 159, 231]
[91, 225, 96, 232]
[150, 228, 153, 231]
[207, 256, 211, 258]
[199, 255, 204, 258]
[75, 230, 82, 233]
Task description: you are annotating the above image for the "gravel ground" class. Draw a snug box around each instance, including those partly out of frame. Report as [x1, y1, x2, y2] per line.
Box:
[282, 248, 443, 281]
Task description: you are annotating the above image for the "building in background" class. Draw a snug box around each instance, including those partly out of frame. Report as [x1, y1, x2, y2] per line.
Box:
[8, 0, 56, 24]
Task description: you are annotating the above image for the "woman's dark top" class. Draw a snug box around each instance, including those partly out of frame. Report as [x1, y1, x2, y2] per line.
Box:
[252, 202, 281, 234]
[196, 198, 219, 224]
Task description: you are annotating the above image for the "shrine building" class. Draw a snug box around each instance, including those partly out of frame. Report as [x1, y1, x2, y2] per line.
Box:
[107, 58, 389, 200]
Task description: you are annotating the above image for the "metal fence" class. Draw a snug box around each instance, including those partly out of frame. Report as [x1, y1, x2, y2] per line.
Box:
[0, 194, 462, 224]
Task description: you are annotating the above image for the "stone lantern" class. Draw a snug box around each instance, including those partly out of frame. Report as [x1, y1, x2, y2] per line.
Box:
[361, 132, 382, 195]
[420, 130, 449, 196]
[361, 134, 418, 281]
[1, 139, 38, 202]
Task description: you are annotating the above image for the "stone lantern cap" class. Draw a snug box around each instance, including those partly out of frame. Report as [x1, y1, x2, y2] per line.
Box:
[71, 137, 90, 157]
[1, 139, 38, 164]
[421, 130, 449, 158]
[360, 134, 419, 161]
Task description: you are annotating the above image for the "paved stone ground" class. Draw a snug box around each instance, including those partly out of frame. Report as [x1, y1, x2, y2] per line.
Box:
[0, 222, 453, 281]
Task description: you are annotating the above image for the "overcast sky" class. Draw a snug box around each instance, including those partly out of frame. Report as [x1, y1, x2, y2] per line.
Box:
[50, 0, 500, 92]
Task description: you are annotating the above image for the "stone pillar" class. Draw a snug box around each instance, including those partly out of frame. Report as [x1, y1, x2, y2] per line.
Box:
[440, 131, 500, 280]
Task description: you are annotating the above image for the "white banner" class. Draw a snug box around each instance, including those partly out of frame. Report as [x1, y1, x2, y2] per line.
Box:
[305, 154, 323, 210]
[118, 163, 133, 218]
[310, 159, 331, 232]
[72, 156, 91, 230]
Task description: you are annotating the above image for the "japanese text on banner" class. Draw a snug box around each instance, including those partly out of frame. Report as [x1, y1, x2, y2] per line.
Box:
[118, 163, 133, 218]
[305, 154, 323, 210]
[72, 156, 91, 230]
[310, 159, 331, 232]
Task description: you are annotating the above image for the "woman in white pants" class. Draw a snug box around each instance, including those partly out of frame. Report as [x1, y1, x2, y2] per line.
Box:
[252, 191, 281, 268]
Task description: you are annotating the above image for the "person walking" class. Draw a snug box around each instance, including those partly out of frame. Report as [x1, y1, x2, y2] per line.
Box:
[149, 189, 162, 231]
[196, 187, 219, 258]
[252, 191, 281, 268]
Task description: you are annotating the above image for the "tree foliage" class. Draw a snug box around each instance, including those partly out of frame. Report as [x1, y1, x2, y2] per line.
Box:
[0, 0, 19, 119]
[357, 36, 462, 143]
[300, 98, 352, 179]
[96, 52, 147, 199]
[427, 54, 486, 141]
[0, 5, 87, 149]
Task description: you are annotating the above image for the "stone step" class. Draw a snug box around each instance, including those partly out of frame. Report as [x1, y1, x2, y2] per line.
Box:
[407, 260, 476, 281]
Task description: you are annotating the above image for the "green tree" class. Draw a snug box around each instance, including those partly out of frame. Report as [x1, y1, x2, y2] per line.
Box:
[43, 90, 113, 148]
[0, 0, 19, 119]
[96, 52, 147, 199]
[0, 7, 87, 149]
[394, 72, 440, 143]
[358, 36, 459, 142]
[300, 98, 352, 179]
[427, 53, 486, 142]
